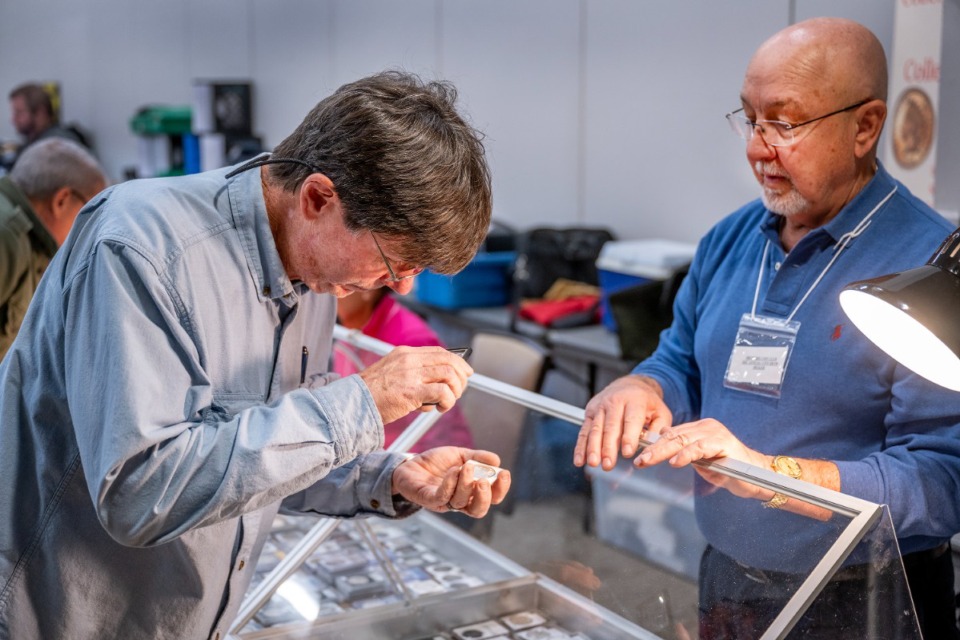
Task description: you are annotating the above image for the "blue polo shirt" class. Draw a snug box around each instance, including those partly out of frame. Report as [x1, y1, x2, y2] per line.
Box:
[636, 162, 960, 570]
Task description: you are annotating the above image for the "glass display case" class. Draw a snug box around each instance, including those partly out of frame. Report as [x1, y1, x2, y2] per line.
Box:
[227, 327, 922, 640]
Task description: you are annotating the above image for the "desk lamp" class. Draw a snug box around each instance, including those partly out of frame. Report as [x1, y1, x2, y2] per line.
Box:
[839, 228, 960, 391]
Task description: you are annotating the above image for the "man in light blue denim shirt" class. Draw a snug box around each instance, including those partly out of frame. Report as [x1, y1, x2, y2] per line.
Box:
[0, 71, 509, 640]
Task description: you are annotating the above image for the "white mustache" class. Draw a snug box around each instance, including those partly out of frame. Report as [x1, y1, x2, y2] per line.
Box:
[754, 162, 788, 179]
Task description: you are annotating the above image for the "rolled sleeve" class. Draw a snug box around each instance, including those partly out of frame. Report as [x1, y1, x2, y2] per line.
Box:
[281, 451, 420, 519]
[309, 374, 385, 463]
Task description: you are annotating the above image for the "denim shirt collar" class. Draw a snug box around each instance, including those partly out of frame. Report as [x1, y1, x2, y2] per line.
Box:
[226, 162, 299, 302]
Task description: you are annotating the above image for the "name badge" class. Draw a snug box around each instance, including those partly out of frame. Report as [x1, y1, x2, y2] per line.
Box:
[724, 314, 800, 399]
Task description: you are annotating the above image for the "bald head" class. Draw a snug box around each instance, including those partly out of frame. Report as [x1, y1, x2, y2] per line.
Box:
[749, 18, 887, 106]
[738, 18, 891, 229]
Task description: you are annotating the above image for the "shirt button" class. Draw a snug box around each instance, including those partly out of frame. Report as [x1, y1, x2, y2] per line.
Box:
[370, 499, 381, 509]
[774, 261, 782, 271]
[238, 559, 245, 571]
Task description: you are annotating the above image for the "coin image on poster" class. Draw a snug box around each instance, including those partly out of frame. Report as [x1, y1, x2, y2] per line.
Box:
[892, 87, 935, 169]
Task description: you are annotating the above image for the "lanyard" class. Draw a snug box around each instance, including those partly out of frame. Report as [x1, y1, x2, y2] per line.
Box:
[750, 186, 898, 322]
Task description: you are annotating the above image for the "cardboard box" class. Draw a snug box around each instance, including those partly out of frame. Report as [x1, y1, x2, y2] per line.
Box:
[596, 239, 697, 331]
[414, 252, 516, 309]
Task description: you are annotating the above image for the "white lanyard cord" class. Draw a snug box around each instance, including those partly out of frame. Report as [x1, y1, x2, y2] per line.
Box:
[750, 242, 770, 319]
[753, 185, 898, 322]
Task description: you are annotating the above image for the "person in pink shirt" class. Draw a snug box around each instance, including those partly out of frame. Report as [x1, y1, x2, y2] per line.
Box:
[335, 288, 475, 452]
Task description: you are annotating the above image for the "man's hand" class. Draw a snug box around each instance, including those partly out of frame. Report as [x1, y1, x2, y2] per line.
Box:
[574, 375, 673, 471]
[636, 419, 770, 500]
[359, 346, 473, 423]
[392, 447, 511, 518]
[636, 420, 838, 521]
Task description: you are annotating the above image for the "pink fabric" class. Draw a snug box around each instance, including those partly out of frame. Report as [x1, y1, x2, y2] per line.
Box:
[333, 294, 475, 453]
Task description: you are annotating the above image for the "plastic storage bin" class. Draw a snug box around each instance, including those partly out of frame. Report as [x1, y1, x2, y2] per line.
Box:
[596, 239, 697, 331]
[414, 251, 516, 309]
[586, 459, 707, 580]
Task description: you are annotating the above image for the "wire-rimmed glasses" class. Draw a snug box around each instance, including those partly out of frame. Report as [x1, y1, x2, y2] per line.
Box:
[726, 99, 872, 147]
[224, 155, 426, 282]
[371, 232, 423, 282]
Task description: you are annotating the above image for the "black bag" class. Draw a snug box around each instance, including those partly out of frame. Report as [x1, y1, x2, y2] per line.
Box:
[512, 227, 615, 300]
[484, 219, 518, 253]
[609, 264, 689, 362]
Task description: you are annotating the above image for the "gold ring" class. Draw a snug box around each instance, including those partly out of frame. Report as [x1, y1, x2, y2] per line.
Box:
[676, 433, 689, 447]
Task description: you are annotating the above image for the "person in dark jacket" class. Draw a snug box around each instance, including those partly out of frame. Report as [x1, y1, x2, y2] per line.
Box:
[0, 137, 106, 358]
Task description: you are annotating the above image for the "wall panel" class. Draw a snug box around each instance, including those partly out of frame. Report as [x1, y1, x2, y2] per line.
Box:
[2, 1, 950, 243]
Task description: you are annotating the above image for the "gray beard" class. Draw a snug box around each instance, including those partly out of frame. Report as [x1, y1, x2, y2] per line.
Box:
[757, 167, 811, 218]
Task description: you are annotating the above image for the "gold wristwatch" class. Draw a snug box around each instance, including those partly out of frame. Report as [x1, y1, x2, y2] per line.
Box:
[763, 455, 802, 509]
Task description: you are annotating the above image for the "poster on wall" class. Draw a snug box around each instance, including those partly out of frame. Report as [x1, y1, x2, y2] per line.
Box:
[886, 0, 943, 206]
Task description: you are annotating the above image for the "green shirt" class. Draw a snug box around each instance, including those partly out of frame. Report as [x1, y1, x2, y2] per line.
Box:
[0, 176, 57, 360]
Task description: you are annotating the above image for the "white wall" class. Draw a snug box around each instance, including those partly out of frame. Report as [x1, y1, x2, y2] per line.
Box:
[0, 1, 950, 244]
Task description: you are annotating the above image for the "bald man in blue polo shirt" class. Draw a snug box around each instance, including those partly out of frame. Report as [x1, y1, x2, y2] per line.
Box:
[576, 17, 960, 639]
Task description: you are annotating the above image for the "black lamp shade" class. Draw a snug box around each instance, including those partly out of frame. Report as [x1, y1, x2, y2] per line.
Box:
[839, 228, 960, 391]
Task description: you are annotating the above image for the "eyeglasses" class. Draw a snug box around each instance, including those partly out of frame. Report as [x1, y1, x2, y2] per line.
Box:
[371, 232, 423, 282]
[726, 99, 872, 147]
[225, 156, 426, 283]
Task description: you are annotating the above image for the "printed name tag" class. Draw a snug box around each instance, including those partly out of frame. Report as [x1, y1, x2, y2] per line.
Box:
[724, 314, 800, 399]
[726, 346, 789, 385]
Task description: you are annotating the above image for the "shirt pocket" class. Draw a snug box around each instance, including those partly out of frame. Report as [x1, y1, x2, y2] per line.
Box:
[208, 391, 266, 420]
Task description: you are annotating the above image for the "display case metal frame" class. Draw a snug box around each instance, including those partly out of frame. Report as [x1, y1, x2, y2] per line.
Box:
[230, 326, 886, 640]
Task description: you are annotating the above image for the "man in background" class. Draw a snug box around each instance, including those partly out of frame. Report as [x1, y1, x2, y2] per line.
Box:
[575, 17, 960, 639]
[7, 82, 90, 168]
[0, 137, 106, 359]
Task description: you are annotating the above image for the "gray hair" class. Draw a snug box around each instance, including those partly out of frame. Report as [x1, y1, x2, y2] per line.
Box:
[270, 70, 492, 274]
[9, 138, 106, 201]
